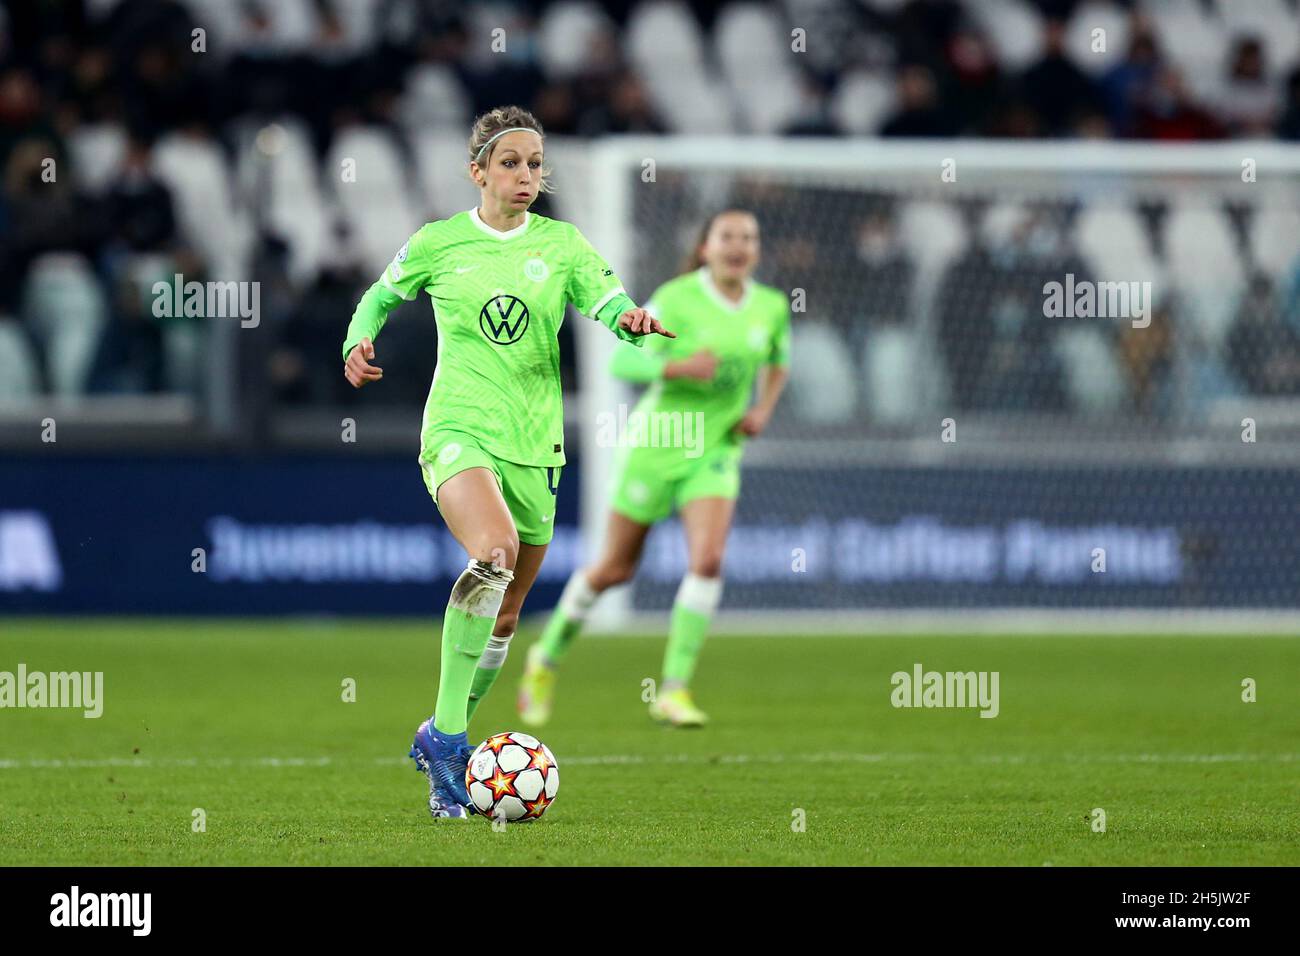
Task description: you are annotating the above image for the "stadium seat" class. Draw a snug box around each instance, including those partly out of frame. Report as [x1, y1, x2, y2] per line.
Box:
[897, 200, 968, 289]
[1140, 0, 1227, 99]
[327, 0, 381, 53]
[786, 322, 858, 424]
[1164, 204, 1245, 348]
[538, 2, 615, 80]
[231, 117, 328, 284]
[962, 0, 1045, 72]
[152, 131, 250, 279]
[411, 130, 479, 223]
[1250, 204, 1300, 282]
[626, 1, 735, 132]
[1213, 0, 1300, 78]
[862, 325, 922, 425]
[0, 317, 40, 399]
[714, 3, 804, 134]
[175, 0, 247, 54]
[325, 127, 421, 276]
[1063, 1, 1130, 76]
[398, 63, 472, 140]
[21, 253, 107, 397]
[1053, 326, 1125, 417]
[1075, 206, 1161, 293]
[67, 123, 127, 195]
[830, 70, 896, 136]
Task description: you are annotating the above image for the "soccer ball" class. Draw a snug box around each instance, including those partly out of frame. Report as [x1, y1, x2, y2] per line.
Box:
[465, 731, 559, 822]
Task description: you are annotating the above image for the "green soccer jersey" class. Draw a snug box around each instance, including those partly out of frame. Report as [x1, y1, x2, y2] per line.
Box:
[342, 208, 643, 468]
[609, 267, 791, 459]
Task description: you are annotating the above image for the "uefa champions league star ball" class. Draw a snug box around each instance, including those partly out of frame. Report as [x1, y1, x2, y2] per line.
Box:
[465, 731, 559, 822]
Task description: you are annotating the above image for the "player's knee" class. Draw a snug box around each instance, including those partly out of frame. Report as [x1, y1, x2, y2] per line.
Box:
[469, 532, 518, 570]
[592, 560, 636, 588]
[690, 551, 725, 578]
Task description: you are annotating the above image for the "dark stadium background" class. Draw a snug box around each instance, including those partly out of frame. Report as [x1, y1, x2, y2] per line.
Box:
[1, 0, 1298, 618]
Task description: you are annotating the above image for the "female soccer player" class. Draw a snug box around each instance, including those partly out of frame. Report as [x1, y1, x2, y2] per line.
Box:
[519, 209, 790, 727]
[342, 106, 672, 818]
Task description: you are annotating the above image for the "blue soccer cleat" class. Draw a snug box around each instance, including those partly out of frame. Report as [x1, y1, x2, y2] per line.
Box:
[409, 718, 475, 819]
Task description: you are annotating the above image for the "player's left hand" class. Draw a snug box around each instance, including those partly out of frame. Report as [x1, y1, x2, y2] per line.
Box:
[733, 407, 771, 438]
[618, 308, 675, 338]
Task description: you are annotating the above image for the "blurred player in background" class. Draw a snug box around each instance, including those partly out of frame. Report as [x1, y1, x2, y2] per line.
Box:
[520, 209, 790, 727]
[341, 106, 673, 818]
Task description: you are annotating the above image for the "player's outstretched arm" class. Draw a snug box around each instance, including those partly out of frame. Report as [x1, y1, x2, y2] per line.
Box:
[616, 307, 675, 339]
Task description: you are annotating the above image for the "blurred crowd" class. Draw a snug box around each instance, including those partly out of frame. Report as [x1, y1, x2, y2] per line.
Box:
[630, 176, 1300, 429]
[1, 0, 1298, 421]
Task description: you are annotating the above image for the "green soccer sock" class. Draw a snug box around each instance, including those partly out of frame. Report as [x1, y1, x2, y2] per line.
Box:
[535, 569, 599, 666]
[662, 573, 723, 687]
[433, 561, 513, 735]
[466, 630, 513, 723]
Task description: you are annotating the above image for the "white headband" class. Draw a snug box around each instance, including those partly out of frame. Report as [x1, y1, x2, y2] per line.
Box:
[474, 127, 541, 163]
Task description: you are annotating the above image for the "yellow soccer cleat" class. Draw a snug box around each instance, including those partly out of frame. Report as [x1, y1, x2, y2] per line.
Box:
[517, 644, 556, 727]
[648, 687, 709, 728]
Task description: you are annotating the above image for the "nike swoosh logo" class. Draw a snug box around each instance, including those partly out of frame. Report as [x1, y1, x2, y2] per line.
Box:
[454, 266, 476, 274]
[541, 514, 552, 523]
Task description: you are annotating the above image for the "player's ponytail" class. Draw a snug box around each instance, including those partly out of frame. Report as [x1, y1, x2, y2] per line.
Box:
[467, 106, 554, 194]
[681, 213, 721, 274]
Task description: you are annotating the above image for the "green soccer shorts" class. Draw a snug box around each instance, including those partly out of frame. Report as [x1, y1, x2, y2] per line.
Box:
[420, 430, 561, 546]
[609, 441, 743, 526]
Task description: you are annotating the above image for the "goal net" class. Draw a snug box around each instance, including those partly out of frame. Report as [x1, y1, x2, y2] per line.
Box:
[556, 138, 1300, 632]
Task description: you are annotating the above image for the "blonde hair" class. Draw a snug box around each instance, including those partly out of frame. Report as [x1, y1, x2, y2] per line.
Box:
[467, 106, 553, 194]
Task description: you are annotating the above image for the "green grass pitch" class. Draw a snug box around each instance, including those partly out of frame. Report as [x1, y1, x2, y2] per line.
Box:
[1, 619, 1296, 866]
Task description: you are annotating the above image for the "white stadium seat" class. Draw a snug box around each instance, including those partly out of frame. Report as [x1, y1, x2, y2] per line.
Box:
[787, 322, 858, 424]
[1064, 1, 1131, 76]
[231, 117, 328, 284]
[399, 62, 472, 137]
[962, 0, 1045, 72]
[1250, 205, 1300, 282]
[831, 69, 896, 136]
[538, 2, 616, 80]
[68, 122, 127, 195]
[1139, 0, 1227, 100]
[715, 3, 805, 134]
[1054, 326, 1125, 417]
[1212, 0, 1300, 78]
[862, 325, 923, 425]
[1075, 206, 1161, 293]
[326, 126, 421, 276]
[21, 253, 107, 397]
[1164, 204, 1245, 347]
[626, 1, 735, 133]
[152, 131, 250, 279]
[411, 130, 480, 223]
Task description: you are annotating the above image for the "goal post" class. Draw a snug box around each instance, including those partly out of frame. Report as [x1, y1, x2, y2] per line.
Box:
[555, 137, 1300, 634]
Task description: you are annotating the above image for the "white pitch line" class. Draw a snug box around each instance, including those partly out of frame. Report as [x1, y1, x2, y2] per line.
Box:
[0, 752, 1294, 770]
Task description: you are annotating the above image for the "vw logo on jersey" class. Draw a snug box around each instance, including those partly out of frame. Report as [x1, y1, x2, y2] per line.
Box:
[748, 328, 768, 351]
[524, 257, 550, 282]
[480, 294, 530, 344]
